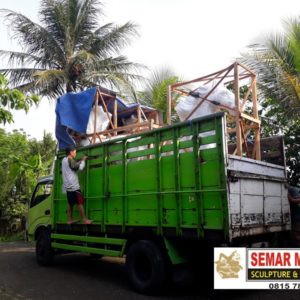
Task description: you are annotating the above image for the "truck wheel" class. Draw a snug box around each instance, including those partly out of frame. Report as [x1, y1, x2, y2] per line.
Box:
[36, 229, 53, 266]
[126, 240, 167, 294]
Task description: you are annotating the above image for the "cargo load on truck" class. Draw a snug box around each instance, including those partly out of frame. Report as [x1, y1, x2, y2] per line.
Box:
[168, 62, 285, 165]
[55, 86, 161, 150]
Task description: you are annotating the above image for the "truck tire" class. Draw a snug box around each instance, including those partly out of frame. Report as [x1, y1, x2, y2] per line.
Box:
[126, 240, 167, 294]
[36, 229, 53, 266]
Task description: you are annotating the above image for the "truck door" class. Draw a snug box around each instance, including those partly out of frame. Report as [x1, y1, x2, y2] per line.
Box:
[27, 179, 53, 240]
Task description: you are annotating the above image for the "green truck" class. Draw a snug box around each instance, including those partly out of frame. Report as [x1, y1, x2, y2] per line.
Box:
[27, 112, 290, 293]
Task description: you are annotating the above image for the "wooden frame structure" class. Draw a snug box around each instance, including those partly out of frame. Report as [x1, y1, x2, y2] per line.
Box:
[167, 62, 261, 160]
[74, 87, 161, 145]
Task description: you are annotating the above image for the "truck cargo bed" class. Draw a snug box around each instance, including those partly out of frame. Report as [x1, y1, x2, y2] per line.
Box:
[53, 112, 290, 243]
[227, 155, 290, 240]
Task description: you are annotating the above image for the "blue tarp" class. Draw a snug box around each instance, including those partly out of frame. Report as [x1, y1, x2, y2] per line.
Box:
[56, 88, 97, 133]
[55, 118, 76, 150]
[55, 88, 97, 150]
[55, 87, 157, 150]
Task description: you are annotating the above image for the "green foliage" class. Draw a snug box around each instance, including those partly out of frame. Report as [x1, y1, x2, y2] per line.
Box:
[240, 18, 300, 120]
[0, 0, 142, 98]
[151, 76, 178, 112]
[240, 16, 300, 185]
[4, 200, 27, 219]
[29, 132, 57, 176]
[0, 232, 25, 242]
[284, 122, 300, 186]
[140, 68, 181, 122]
[0, 74, 39, 124]
[0, 129, 56, 227]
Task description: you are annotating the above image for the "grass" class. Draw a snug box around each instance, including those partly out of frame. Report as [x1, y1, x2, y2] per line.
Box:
[0, 232, 25, 243]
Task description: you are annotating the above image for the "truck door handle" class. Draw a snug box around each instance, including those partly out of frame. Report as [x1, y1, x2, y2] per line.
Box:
[45, 209, 50, 215]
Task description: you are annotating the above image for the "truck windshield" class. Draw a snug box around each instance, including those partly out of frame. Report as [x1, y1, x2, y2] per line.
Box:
[30, 181, 53, 208]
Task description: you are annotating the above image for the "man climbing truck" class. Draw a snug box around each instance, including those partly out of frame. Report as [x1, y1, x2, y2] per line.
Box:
[27, 112, 290, 293]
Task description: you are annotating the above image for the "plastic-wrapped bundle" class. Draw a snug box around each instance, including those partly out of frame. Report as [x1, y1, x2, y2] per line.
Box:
[175, 82, 235, 121]
[86, 105, 111, 134]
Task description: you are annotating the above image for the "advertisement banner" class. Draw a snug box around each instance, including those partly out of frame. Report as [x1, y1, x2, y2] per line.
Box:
[214, 248, 300, 289]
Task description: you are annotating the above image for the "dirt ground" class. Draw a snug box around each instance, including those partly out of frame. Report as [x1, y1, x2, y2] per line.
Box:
[1, 241, 300, 300]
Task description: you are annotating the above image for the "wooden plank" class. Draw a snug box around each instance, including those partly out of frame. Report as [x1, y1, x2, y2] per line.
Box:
[85, 121, 151, 137]
[155, 111, 160, 125]
[140, 106, 148, 121]
[170, 64, 235, 89]
[240, 113, 261, 124]
[252, 77, 261, 160]
[238, 62, 256, 76]
[241, 78, 255, 109]
[113, 99, 118, 136]
[137, 105, 142, 124]
[234, 63, 242, 157]
[93, 93, 98, 143]
[98, 90, 114, 129]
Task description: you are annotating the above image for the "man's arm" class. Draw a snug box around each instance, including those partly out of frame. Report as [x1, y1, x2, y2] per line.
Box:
[68, 156, 88, 171]
[288, 192, 300, 204]
[68, 157, 81, 171]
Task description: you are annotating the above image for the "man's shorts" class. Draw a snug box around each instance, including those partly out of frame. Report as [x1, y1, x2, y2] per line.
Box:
[66, 190, 84, 206]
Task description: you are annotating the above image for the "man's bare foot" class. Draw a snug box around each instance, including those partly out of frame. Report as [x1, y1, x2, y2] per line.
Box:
[83, 219, 93, 224]
[67, 219, 79, 225]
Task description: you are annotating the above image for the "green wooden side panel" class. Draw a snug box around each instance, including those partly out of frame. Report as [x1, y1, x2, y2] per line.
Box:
[127, 194, 158, 226]
[54, 160, 64, 199]
[88, 168, 103, 196]
[161, 156, 176, 190]
[108, 165, 123, 194]
[204, 210, 224, 229]
[127, 160, 157, 192]
[162, 201, 177, 226]
[180, 154, 196, 188]
[202, 192, 223, 209]
[52, 112, 228, 239]
[106, 196, 123, 224]
[88, 199, 103, 223]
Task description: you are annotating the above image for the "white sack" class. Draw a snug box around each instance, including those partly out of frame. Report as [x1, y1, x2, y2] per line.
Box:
[86, 105, 111, 134]
[175, 82, 235, 121]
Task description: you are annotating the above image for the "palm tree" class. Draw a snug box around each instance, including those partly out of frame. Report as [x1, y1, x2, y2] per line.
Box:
[0, 0, 141, 98]
[240, 17, 300, 185]
[140, 68, 181, 122]
[115, 67, 181, 122]
[240, 17, 300, 121]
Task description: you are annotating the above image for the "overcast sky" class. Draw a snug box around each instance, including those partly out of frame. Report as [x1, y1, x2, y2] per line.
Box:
[1, 0, 300, 139]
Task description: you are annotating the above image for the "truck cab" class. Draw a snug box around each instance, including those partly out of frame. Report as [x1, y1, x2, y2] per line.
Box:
[27, 175, 53, 242]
